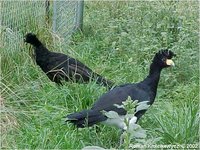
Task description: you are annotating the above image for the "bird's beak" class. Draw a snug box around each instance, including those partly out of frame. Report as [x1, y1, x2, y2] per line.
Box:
[166, 59, 175, 66]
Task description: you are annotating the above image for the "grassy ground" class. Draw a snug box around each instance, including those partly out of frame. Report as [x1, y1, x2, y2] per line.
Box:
[1, 1, 199, 149]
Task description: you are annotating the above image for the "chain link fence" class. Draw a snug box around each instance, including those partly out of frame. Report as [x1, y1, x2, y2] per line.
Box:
[1, 0, 84, 51]
[1, 0, 46, 51]
[53, 0, 84, 40]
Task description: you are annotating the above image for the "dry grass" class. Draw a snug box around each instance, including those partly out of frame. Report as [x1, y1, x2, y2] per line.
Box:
[0, 96, 18, 149]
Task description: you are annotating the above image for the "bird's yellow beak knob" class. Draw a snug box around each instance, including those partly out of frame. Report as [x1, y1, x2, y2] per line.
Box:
[166, 59, 175, 66]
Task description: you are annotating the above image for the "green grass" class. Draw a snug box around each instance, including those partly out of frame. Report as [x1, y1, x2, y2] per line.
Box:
[1, 1, 199, 149]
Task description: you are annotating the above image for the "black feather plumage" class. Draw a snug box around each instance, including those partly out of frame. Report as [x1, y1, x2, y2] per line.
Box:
[66, 49, 176, 128]
[24, 33, 114, 88]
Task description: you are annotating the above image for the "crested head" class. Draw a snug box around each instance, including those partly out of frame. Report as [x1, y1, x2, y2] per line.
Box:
[24, 33, 41, 46]
[152, 49, 176, 68]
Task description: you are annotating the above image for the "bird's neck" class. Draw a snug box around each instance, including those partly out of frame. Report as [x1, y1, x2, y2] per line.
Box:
[142, 63, 162, 97]
[34, 44, 49, 57]
[32, 39, 43, 47]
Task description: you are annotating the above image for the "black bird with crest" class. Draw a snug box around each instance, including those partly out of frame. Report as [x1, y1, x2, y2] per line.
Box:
[24, 33, 114, 88]
[66, 49, 176, 129]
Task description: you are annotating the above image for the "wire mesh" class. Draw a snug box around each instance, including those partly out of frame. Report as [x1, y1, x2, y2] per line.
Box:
[1, 0, 84, 52]
[52, 0, 83, 41]
[1, 0, 46, 51]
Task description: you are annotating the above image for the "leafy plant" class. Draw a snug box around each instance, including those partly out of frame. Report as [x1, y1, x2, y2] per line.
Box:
[102, 96, 149, 149]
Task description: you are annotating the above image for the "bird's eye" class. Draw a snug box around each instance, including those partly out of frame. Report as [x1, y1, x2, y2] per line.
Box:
[162, 58, 166, 62]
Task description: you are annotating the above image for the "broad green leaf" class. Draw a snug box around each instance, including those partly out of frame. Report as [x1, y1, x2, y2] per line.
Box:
[103, 110, 120, 119]
[114, 103, 124, 109]
[136, 101, 150, 113]
[131, 128, 147, 139]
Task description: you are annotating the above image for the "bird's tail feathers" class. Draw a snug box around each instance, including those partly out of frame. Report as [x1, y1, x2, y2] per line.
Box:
[66, 109, 106, 128]
[93, 73, 115, 89]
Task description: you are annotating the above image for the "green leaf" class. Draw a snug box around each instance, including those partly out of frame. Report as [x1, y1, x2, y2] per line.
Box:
[103, 110, 120, 119]
[135, 101, 150, 113]
[131, 128, 147, 139]
[114, 103, 124, 109]
[128, 123, 140, 132]
[122, 96, 138, 114]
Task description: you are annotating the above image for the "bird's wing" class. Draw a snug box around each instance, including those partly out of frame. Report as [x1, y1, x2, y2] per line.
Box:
[45, 52, 98, 79]
[68, 63, 91, 77]
[92, 84, 151, 115]
[45, 53, 70, 70]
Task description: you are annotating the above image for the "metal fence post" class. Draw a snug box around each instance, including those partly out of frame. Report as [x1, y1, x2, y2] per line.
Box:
[52, 0, 57, 32]
[76, 0, 84, 31]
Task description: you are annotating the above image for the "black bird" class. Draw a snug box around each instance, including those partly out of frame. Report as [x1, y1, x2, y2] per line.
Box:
[66, 49, 176, 129]
[24, 33, 114, 88]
